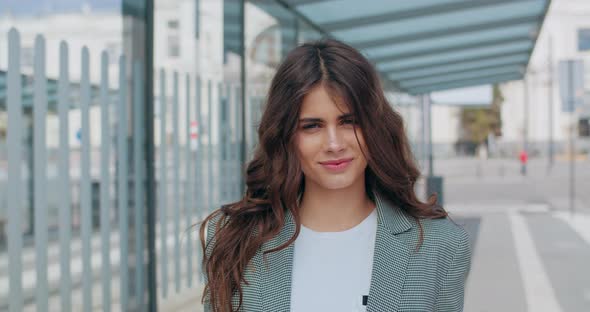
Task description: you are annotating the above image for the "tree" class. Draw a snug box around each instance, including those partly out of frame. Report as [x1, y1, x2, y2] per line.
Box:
[459, 84, 504, 144]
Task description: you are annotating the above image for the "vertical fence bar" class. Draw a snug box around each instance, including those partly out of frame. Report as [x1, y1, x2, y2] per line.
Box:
[173, 72, 181, 293]
[197, 79, 203, 213]
[222, 84, 229, 204]
[100, 51, 112, 312]
[234, 85, 242, 200]
[33, 34, 49, 312]
[218, 84, 225, 204]
[118, 55, 130, 310]
[231, 85, 236, 200]
[246, 93, 251, 160]
[228, 85, 234, 201]
[207, 80, 213, 212]
[80, 46, 93, 312]
[58, 41, 72, 312]
[133, 60, 146, 309]
[217, 84, 223, 204]
[230, 86, 241, 200]
[195, 77, 203, 283]
[217, 82, 223, 208]
[239, 0, 246, 196]
[185, 74, 193, 288]
[216, 83, 221, 205]
[145, 1, 158, 309]
[245, 92, 252, 163]
[7, 28, 23, 312]
[228, 85, 234, 200]
[159, 69, 169, 297]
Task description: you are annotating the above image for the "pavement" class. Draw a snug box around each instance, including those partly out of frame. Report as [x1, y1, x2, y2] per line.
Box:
[441, 156, 590, 312]
[450, 203, 590, 312]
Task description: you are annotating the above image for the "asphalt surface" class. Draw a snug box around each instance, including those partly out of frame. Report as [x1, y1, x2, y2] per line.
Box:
[441, 156, 590, 312]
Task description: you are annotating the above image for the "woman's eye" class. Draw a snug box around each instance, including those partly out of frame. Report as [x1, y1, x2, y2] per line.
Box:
[302, 123, 319, 130]
[342, 119, 356, 125]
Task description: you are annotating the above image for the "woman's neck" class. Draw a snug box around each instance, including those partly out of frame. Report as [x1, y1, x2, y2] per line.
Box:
[298, 181, 375, 232]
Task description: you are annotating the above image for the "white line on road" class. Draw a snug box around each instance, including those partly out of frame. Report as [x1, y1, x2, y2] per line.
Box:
[553, 212, 590, 246]
[509, 211, 563, 312]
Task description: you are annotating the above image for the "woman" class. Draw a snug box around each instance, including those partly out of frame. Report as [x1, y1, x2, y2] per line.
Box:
[199, 39, 471, 312]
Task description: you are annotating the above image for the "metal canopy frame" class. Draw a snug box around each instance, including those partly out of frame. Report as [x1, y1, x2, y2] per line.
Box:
[395, 61, 525, 82]
[287, 0, 551, 94]
[351, 15, 540, 49]
[317, 0, 530, 32]
[400, 66, 521, 89]
[410, 72, 522, 94]
[371, 36, 531, 63]
[385, 51, 528, 74]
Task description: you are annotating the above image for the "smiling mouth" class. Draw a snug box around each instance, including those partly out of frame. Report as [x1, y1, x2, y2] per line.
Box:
[319, 158, 354, 166]
[319, 159, 353, 171]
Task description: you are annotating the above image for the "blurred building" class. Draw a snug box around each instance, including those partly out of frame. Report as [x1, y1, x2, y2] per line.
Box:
[499, 0, 590, 157]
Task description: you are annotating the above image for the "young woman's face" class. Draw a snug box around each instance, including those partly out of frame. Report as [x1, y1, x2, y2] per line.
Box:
[294, 85, 368, 191]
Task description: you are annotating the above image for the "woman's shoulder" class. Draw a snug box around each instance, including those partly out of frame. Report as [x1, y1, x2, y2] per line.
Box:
[203, 210, 228, 253]
[419, 216, 473, 285]
[413, 215, 471, 258]
[421, 216, 469, 243]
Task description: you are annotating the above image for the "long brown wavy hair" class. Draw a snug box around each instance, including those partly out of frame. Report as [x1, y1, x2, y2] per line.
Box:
[199, 39, 447, 312]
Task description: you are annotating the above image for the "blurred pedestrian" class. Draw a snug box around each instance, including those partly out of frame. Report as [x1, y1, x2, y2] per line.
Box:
[199, 39, 472, 312]
[520, 150, 528, 176]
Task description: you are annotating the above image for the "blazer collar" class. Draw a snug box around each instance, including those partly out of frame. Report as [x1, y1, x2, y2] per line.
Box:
[259, 189, 413, 312]
[366, 189, 412, 312]
[371, 188, 413, 235]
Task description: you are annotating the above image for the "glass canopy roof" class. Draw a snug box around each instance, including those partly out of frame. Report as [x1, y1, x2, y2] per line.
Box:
[286, 0, 551, 94]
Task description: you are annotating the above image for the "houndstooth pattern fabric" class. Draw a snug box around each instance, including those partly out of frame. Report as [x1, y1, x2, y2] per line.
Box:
[203, 189, 472, 311]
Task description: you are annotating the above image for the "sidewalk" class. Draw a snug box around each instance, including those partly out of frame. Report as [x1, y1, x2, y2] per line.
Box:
[447, 201, 590, 312]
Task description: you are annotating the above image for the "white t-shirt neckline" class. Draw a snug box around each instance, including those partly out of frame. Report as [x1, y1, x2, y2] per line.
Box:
[290, 208, 378, 312]
[300, 208, 377, 235]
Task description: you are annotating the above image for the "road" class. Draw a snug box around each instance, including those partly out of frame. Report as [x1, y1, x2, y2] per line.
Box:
[440, 156, 590, 312]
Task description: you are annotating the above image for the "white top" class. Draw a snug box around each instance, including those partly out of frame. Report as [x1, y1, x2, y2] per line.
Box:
[289, 209, 378, 312]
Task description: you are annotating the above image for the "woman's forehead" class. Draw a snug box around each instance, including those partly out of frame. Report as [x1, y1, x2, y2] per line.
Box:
[299, 85, 350, 117]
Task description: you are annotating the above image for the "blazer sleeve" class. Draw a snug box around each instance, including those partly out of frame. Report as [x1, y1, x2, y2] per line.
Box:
[434, 229, 472, 312]
[204, 213, 220, 257]
[202, 212, 224, 311]
[203, 211, 229, 261]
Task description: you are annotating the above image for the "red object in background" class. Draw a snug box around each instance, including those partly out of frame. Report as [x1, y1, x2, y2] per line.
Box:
[519, 150, 528, 164]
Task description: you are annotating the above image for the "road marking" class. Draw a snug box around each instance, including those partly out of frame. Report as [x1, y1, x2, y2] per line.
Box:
[509, 212, 563, 312]
[553, 212, 590, 246]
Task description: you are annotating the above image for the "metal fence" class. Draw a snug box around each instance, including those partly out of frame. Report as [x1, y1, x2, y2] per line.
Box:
[1, 28, 244, 311]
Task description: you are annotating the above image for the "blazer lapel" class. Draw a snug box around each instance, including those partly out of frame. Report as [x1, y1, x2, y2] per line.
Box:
[366, 191, 413, 312]
[259, 211, 296, 312]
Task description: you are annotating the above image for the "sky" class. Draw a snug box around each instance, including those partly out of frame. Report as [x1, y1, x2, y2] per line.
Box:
[431, 85, 493, 106]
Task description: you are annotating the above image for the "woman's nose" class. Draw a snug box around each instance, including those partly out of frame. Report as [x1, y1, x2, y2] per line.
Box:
[325, 126, 345, 152]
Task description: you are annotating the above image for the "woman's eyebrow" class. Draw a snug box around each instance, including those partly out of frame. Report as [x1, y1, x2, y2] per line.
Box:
[298, 113, 353, 122]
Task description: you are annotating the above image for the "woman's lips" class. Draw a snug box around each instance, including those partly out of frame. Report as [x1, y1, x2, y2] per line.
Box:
[320, 158, 353, 171]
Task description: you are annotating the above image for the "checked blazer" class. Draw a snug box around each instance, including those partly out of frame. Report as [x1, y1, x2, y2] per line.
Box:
[203, 189, 472, 312]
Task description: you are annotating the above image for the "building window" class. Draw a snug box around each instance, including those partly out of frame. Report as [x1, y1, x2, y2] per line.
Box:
[579, 118, 589, 137]
[168, 19, 180, 58]
[578, 28, 590, 51]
